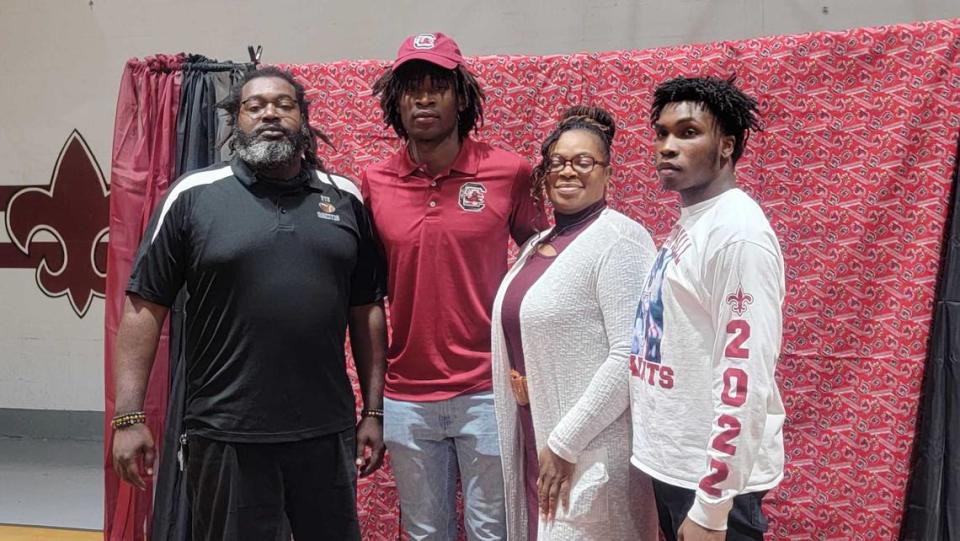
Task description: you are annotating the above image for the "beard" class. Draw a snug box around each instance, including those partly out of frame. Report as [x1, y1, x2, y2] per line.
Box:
[232, 123, 310, 171]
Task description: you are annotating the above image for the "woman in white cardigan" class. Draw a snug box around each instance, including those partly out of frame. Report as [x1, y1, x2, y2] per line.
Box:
[492, 106, 659, 540]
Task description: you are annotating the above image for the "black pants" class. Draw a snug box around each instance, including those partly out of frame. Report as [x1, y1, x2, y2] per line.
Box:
[652, 477, 769, 541]
[185, 428, 360, 541]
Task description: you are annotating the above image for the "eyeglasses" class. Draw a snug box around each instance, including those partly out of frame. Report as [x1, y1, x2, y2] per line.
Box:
[547, 154, 607, 175]
[240, 97, 300, 118]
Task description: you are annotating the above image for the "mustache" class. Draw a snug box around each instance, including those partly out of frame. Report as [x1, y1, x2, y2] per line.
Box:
[229, 122, 312, 163]
[233, 124, 300, 147]
[254, 125, 295, 137]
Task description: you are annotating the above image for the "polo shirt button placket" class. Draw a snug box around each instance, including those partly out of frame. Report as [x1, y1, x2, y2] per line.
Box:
[277, 199, 294, 230]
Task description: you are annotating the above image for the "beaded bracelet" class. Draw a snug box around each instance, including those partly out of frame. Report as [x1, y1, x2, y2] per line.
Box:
[111, 411, 147, 430]
[361, 408, 384, 419]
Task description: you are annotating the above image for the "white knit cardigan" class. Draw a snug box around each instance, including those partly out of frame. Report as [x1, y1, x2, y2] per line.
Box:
[491, 209, 660, 540]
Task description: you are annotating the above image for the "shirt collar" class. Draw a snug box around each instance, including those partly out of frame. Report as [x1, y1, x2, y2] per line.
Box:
[390, 137, 480, 179]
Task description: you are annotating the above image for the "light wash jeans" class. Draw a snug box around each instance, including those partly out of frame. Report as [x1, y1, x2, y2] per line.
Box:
[384, 391, 506, 541]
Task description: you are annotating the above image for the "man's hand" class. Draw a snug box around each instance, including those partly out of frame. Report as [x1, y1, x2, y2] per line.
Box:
[677, 517, 725, 541]
[112, 295, 166, 491]
[355, 416, 385, 477]
[537, 446, 575, 521]
[112, 423, 155, 490]
[348, 302, 387, 478]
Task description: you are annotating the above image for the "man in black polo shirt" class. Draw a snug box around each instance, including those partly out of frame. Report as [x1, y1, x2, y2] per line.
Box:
[110, 67, 387, 541]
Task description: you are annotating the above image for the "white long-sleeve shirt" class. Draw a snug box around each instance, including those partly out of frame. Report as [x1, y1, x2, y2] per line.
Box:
[629, 188, 786, 531]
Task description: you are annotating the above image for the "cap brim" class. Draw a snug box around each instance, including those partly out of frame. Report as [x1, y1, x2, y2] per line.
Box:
[394, 51, 459, 70]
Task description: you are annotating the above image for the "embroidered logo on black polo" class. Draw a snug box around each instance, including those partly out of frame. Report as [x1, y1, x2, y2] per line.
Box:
[458, 182, 486, 212]
[317, 199, 340, 221]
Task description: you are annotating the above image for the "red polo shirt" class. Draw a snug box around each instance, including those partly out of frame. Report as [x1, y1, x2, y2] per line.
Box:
[362, 138, 546, 401]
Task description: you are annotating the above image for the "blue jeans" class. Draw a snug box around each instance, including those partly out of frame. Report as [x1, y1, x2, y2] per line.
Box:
[384, 391, 506, 541]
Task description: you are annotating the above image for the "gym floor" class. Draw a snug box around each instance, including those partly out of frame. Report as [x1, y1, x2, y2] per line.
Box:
[0, 436, 102, 540]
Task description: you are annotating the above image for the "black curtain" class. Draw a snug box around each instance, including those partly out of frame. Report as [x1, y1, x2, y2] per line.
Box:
[152, 55, 252, 541]
[899, 131, 960, 540]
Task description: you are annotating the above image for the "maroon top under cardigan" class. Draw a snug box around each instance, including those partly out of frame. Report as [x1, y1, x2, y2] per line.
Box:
[499, 199, 607, 539]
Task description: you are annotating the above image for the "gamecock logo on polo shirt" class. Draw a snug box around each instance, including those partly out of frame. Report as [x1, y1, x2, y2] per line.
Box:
[458, 182, 486, 212]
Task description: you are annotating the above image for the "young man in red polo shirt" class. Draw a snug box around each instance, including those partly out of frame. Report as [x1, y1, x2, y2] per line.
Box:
[363, 32, 545, 540]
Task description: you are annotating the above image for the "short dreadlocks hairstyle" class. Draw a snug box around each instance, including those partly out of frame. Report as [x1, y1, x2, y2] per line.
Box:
[531, 105, 616, 206]
[371, 60, 484, 140]
[650, 76, 760, 165]
[218, 66, 334, 171]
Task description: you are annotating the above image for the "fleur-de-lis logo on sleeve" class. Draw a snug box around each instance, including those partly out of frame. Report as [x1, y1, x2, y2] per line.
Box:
[5, 131, 109, 317]
[725, 284, 754, 317]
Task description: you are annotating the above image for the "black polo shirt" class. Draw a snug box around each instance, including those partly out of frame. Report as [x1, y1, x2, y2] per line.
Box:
[127, 158, 385, 443]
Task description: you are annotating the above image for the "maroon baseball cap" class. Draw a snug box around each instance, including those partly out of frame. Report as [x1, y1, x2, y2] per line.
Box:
[393, 32, 464, 70]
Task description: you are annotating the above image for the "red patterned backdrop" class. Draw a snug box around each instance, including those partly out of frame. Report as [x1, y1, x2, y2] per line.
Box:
[283, 19, 960, 540]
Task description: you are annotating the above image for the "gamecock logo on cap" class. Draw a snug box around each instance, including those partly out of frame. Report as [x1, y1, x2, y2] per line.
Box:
[413, 34, 437, 49]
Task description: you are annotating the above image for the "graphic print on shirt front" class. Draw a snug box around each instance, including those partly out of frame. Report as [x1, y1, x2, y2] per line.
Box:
[631, 246, 672, 366]
[630, 226, 690, 389]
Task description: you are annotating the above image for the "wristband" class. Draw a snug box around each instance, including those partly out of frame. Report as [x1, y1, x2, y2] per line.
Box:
[111, 411, 146, 430]
[361, 408, 384, 419]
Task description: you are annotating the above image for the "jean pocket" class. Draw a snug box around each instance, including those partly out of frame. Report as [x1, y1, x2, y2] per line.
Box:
[557, 447, 610, 524]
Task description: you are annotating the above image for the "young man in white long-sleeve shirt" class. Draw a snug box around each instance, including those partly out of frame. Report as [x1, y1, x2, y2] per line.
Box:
[629, 76, 786, 541]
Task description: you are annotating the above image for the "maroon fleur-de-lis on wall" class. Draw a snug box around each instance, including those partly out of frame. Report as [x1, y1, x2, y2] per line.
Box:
[5, 130, 109, 317]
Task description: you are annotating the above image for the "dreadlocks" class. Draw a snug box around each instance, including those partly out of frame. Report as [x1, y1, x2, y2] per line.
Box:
[650, 76, 760, 165]
[218, 66, 334, 171]
[531, 105, 617, 205]
[371, 60, 484, 140]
